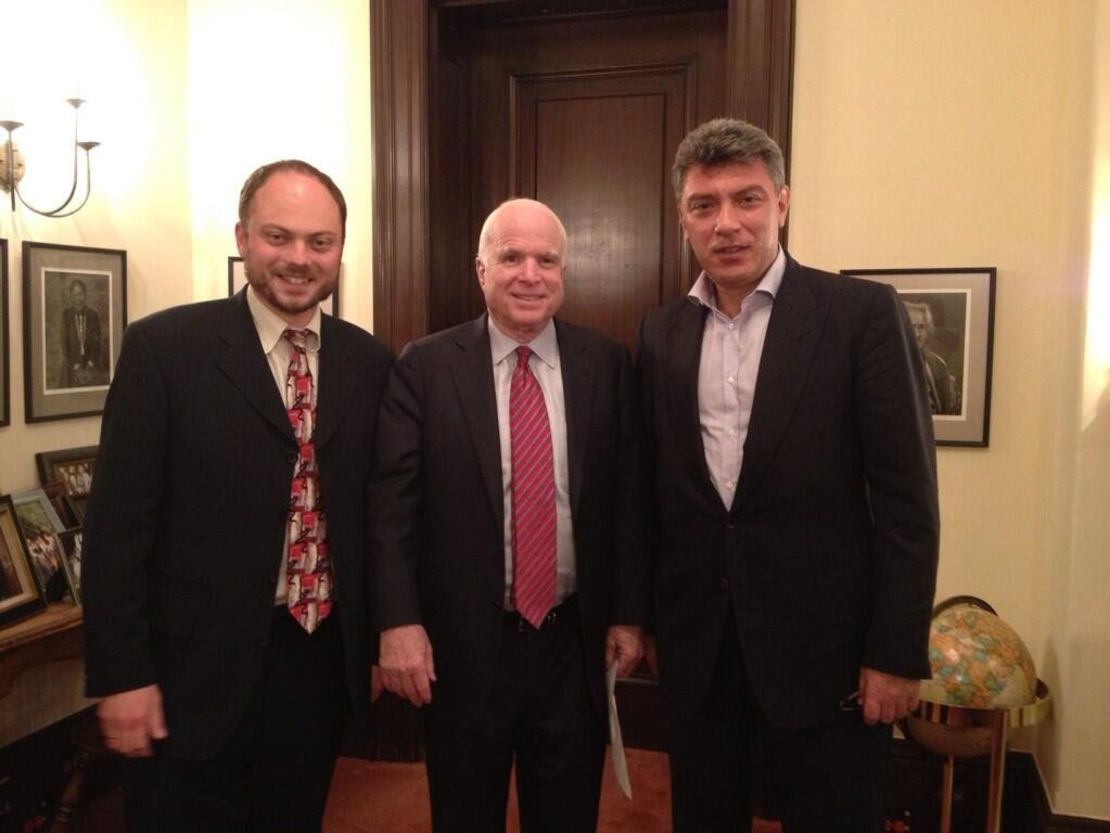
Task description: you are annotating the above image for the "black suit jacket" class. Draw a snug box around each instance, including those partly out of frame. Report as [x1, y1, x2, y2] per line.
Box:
[370, 315, 649, 720]
[638, 256, 939, 729]
[82, 292, 393, 759]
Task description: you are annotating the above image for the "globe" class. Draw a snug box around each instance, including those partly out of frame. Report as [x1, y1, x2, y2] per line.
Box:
[906, 596, 1038, 758]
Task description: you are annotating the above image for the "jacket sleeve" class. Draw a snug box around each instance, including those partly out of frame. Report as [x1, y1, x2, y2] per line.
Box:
[82, 323, 169, 696]
[368, 343, 427, 632]
[855, 283, 940, 679]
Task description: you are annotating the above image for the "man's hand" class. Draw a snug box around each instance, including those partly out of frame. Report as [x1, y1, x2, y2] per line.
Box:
[379, 625, 436, 707]
[605, 625, 645, 678]
[858, 667, 921, 725]
[98, 684, 168, 757]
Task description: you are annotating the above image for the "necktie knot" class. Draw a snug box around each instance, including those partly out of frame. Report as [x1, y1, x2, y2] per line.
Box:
[282, 328, 312, 353]
[515, 345, 532, 368]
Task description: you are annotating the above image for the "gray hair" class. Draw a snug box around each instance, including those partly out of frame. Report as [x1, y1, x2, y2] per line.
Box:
[672, 118, 786, 201]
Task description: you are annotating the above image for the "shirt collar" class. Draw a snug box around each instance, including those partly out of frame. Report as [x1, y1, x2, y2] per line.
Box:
[246, 286, 322, 354]
[687, 246, 787, 315]
[488, 316, 558, 369]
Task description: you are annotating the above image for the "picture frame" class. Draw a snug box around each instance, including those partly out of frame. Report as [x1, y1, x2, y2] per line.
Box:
[41, 480, 81, 528]
[11, 489, 74, 604]
[840, 267, 996, 447]
[228, 256, 339, 317]
[0, 495, 47, 628]
[36, 445, 99, 498]
[58, 527, 83, 604]
[22, 241, 127, 423]
[1, 237, 9, 427]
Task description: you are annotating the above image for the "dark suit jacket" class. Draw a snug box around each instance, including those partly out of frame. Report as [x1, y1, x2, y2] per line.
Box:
[370, 314, 649, 720]
[82, 292, 392, 759]
[637, 256, 939, 729]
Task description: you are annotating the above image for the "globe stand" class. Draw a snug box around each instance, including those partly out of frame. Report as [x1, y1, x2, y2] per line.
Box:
[909, 679, 1052, 833]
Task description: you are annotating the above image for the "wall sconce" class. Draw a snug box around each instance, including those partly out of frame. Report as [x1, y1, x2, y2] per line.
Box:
[0, 98, 100, 218]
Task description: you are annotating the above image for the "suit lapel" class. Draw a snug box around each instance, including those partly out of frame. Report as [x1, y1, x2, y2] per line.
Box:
[450, 316, 504, 528]
[215, 293, 294, 443]
[555, 321, 593, 517]
[314, 315, 355, 450]
[666, 300, 724, 511]
[736, 260, 826, 506]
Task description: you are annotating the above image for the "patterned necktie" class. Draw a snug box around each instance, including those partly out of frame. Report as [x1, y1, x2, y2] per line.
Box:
[509, 346, 556, 628]
[282, 329, 332, 633]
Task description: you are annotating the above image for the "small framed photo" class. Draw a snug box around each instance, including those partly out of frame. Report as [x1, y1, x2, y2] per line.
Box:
[58, 528, 83, 604]
[841, 267, 996, 447]
[36, 445, 99, 498]
[1, 237, 9, 427]
[0, 495, 47, 628]
[11, 489, 74, 604]
[41, 480, 81, 528]
[22, 242, 127, 422]
[228, 256, 339, 317]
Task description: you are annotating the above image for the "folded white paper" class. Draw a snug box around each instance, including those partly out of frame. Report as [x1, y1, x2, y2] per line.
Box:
[607, 663, 632, 800]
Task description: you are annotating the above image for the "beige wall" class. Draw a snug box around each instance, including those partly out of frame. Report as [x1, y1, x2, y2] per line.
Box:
[2, 0, 1107, 820]
[792, 0, 1109, 818]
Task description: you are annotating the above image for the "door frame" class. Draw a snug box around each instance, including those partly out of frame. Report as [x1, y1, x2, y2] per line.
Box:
[370, 0, 796, 352]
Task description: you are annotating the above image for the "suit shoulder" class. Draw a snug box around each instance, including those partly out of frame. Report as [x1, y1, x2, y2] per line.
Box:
[555, 318, 625, 357]
[790, 260, 895, 302]
[325, 315, 393, 364]
[124, 297, 231, 341]
[638, 295, 699, 342]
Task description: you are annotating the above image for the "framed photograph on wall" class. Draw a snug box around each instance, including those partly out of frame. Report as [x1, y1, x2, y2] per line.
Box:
[0, 494, 47, 628]
[841, 267, 996, 447]
[11, 489, 73, 604]
[1, 237, 9, 427]
[36, 445, 99, 501]
[22, 242, 127, 422]
[228, 256, 339, 317]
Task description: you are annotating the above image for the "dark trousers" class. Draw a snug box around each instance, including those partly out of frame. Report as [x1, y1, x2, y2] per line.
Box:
[665, 612, 892, 833]
[123, 608, 347, 833]
[424, 597, 606, 833]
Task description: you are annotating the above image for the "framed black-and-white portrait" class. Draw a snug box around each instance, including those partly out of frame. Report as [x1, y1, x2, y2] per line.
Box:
[22, 242, 127, 422]
[228, 256, 339, 317]
[841, 267, 996, 447]
[0, 495, 47, 628]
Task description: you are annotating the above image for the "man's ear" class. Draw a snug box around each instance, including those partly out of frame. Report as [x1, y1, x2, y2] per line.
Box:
[234, 222, 248, 258]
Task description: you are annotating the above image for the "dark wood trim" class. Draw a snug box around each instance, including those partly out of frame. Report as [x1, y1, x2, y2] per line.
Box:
[370, 0, 430, 351]
[371, 0, 797, 352]
[726, 0, 795, 167]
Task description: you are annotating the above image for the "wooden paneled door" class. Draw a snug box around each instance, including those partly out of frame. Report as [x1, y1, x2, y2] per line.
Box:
[372, 0, 795, 352]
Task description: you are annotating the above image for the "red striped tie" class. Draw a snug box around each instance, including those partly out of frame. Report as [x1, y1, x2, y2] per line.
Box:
[509, 346, 556, 628]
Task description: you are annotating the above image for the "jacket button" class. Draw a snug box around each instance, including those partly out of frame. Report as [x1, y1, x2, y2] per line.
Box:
[720, 577, 730, 590]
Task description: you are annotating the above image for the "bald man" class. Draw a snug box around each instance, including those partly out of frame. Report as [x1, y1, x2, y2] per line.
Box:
[371, 199, 650, 832]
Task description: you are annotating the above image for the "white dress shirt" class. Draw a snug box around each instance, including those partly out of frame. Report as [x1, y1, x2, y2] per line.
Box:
[689, 247, 786, 509]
